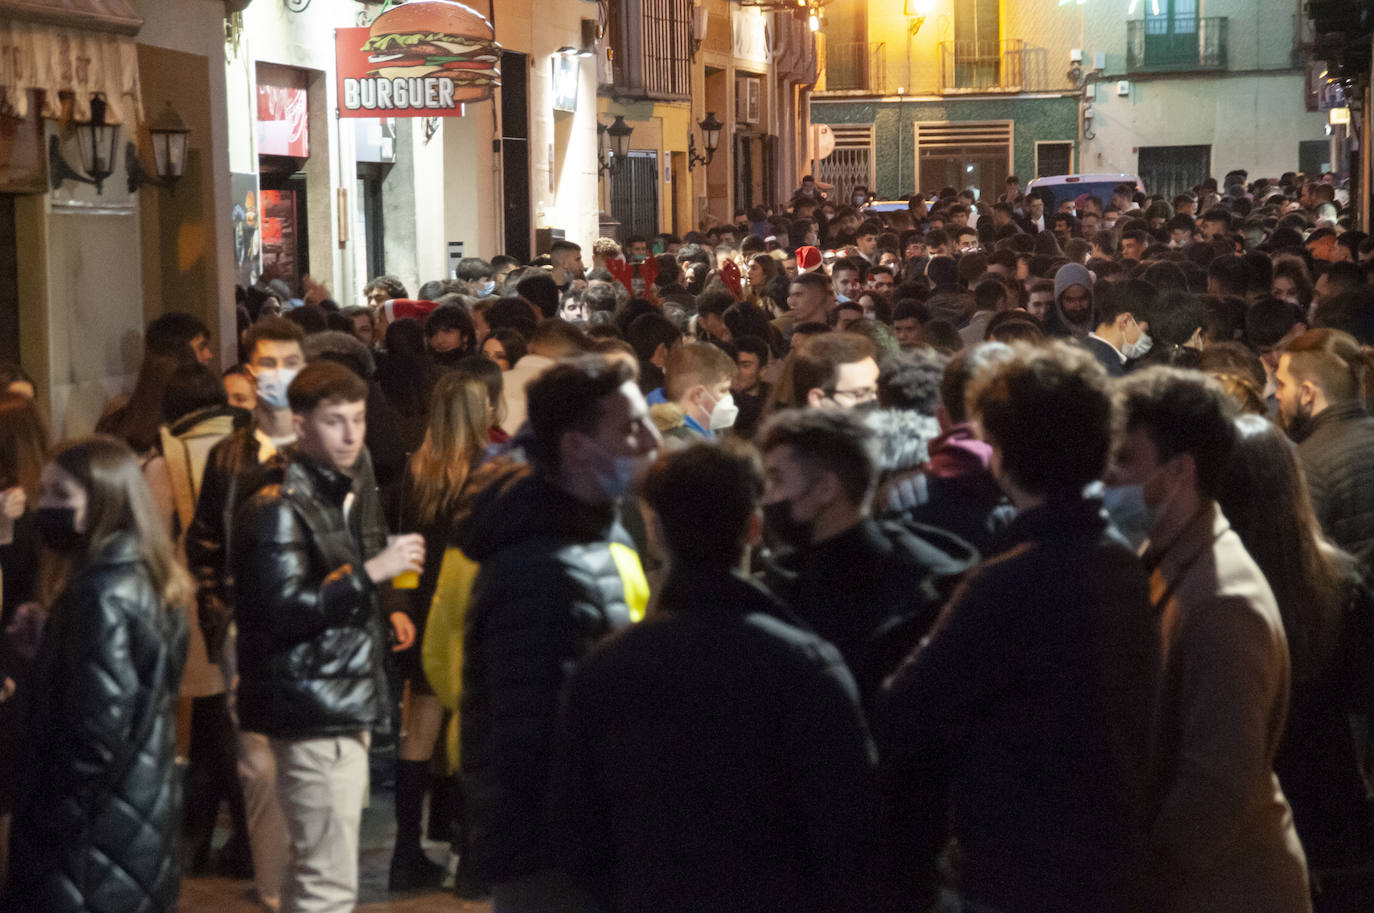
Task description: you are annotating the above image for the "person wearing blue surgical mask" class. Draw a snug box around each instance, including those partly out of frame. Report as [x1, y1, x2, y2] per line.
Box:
[1109, 367, 1310, 912]
[456, 256, 497, 299]
[451, 356, 659, 913]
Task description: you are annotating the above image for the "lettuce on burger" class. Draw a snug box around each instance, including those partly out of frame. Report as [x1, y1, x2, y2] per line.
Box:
[362, 0, 500, 98]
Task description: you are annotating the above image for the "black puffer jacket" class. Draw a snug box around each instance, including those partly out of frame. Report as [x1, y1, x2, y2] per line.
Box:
[762, 518, 978, 708]
[230, 449, 391, 738]
[5, 535, 188, 913]
[455, 457, 637, 883]
[1298, 400, 1374, 572]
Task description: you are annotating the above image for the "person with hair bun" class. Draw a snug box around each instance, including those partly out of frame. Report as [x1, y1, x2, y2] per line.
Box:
[1276, 328, 1374, 571]
[5, 435, 191, 913]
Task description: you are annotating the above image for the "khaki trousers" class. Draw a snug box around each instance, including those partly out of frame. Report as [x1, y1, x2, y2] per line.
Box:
[271, 734, 370, 913]
[238, 729, 289, 910]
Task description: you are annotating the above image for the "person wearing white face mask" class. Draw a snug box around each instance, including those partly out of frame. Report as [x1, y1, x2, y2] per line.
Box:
[183, 315, 308, 910]
[1085, 281, 1150, 378]
[649, 341, 740, 447]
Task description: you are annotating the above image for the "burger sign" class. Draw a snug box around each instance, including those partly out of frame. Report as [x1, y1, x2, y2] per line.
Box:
[336, 0, 500, 119]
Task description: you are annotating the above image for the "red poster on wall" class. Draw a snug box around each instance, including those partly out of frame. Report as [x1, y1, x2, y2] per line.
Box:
[257, 83, 309, 158]
[335, 0, 500, 119]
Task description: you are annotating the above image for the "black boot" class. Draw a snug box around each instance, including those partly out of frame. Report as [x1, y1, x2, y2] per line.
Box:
[426, 773, 457, 843]
[451, 776, 490, 900]
[181, 698, 219, 875]
[389, 760, 446, 892]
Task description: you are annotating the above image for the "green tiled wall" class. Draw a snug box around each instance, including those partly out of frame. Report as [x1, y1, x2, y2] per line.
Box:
[812, 96, 1080, 198]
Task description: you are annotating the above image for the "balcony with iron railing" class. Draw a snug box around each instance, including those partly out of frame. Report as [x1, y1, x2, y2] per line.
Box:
[823, 41, 887, 93]
[1127, 17, 1228, 73]
[603, 0, 691, 100]
[939, 39, 1024, 93]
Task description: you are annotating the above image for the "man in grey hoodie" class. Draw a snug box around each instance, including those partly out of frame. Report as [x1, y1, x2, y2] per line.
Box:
[1051, 262, 1096, 340]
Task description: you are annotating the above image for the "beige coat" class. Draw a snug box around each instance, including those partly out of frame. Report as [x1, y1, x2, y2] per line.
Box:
[1145, 503, 1311, 913]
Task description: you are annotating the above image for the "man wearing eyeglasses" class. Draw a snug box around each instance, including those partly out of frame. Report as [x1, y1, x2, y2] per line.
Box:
[790, 333, 881, 411]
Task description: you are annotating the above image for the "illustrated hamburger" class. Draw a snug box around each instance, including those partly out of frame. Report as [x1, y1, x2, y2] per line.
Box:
[361, 0, 500, 101]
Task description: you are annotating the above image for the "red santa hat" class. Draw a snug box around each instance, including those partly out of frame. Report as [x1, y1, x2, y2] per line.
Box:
[382, 298, 439, 323]
[794, 245, 822, 273]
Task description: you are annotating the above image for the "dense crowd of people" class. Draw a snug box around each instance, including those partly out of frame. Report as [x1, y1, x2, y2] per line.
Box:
[2, 166, 1374, 913]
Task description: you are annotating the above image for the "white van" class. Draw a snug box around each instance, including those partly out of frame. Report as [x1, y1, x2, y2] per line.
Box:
[1025, 173, 1146, 213]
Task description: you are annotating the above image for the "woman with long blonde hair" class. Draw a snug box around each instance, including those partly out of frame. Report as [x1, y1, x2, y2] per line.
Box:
[4, 435, 190, 913]
[388, 369, 493, 891]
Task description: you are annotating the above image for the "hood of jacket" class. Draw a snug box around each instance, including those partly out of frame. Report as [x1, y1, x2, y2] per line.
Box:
[1052, 262, 1095, 337]
[866, 408, 942, 474]
[168, 404, 249, 438]
[650, 402, 687, 434]
[453, 455, 617, 563]
[926, 422, 994, 481]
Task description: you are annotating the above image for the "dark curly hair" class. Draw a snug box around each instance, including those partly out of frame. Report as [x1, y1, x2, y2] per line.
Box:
[878, 349, 947, 413]
[969, 342, 1112, 496]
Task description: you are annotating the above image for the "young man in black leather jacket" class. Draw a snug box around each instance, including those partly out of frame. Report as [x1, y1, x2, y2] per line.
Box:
[230, 361, 422, 913]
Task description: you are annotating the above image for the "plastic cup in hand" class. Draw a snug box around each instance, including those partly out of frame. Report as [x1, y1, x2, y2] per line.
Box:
[386, 534, 421, 589]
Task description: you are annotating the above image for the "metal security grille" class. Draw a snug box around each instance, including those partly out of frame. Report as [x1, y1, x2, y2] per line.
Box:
[816, 124, 874, 203]
[639, 0, 692, 98]
[914, 120, 1013, 196]
[1137, 145, 1211, 200]
[610, 151, 660, 241]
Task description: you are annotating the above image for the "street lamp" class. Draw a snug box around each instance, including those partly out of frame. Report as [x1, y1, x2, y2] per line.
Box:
[597, 115, 634, 178]
[50, 95, 121, 194]
[127, 102, 193, 194]
[687, 111, 723, 171]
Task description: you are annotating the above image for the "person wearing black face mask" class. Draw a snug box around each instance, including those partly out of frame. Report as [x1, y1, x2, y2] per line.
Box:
[757, 409, 975, 913]
[757, 409, 975, 709]
[425, 302, 478, 371]
[7, 436, 190, 913]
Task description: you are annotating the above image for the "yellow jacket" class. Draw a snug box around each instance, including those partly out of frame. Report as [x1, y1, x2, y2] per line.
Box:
[421, 541, 650, 771]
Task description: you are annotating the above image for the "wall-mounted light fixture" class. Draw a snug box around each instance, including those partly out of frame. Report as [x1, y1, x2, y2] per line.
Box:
[904, 0, 932, 35]
[556, 44, 595, 59]
[687, 111, 723, 171]
[597, 115, 634, 178]
[127, 102, 192, 194]
[49, 95, 120, 194]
